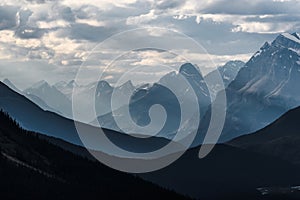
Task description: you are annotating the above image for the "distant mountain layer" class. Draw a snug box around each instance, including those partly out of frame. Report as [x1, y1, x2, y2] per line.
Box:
[96, 63, 211, 139]
[205, 60, 245, 99]
[23, 79, 136, 122]
[0, 81, 176, 153]
[2, 58, 244, 141]
[2, 79, 58, 114]
[1, 81, 300, 199]
[229, 106, 300, 165]
[4, 59, 243, 134]
[3, 78, 22, 93]
[24, 80, 73, 119]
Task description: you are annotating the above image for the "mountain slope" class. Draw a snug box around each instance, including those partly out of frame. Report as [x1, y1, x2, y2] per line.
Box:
[229, 106, 300, 165]
[205, 60, 245, 99]
[55, 80, 136, 122]
[1, 105, 299, 199]
[97, 63, 210, 139]
[2, 79, 59, 114]
[2, 78, 22, 93]
[213, 32, 300, 142]
[1, 89, 299, 199]
[24, 80, 72, 118]
[142, 144, 300, 200]
[217, 60, 245, 87]
[0, 81, 175, 153]
[54, 80, 78, 99]
[0, 111, 188, 200]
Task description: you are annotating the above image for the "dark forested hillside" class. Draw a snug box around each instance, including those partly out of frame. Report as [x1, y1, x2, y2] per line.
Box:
[229, 106, 300, 165]
[0, 110, 188, 200]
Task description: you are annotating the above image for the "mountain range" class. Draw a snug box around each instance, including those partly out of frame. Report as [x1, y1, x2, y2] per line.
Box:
[0, 81, 177, 153]
[3, 79, 60, 114]
[215, 32, 300, 142]
[1, 32, 300, 199]
[2, 60, 243, 138]
[96, 63, 210, 138]
[2, 33, 300, 143]
[95, 61, 244, 139]
[97, 32, 300, 143]
[2, 101, 300, 199]
[24, 80, 73, 119]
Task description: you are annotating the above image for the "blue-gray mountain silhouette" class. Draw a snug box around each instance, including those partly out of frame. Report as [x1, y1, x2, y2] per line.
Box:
[203, 32, 300, 143]
[97, 63, 211, 139]
[24, 80, 73, 119]
[230, 105, 300, 165]
[0, 81, 178, 153]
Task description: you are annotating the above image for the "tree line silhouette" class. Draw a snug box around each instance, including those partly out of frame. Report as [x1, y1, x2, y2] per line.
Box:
[0, 110, 189, 200]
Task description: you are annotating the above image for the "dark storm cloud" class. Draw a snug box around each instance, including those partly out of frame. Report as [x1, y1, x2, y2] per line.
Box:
[48, 4, 133, 42]
[155, 0, 186, 10]
[18, 9, 33, 26]
[1, 0, 299, 89]
[58, 23, 116, 42]
[202, 0, 300, 15]
[0, 6, 19, 30]
[56, 5, 76, 22]
[15, 27, 46, 39]
[15, 9, 48, 39]
[0, 5, 47, 39]
[0, 0, 299, 75]
[168, 16, 276, 55]
[133, 48, 167, 53]
[73, 5, 99, 20]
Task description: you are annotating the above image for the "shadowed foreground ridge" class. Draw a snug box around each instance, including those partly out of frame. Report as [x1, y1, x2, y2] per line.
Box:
[230, 106, 300, 165]
[0, 110, 189, 200]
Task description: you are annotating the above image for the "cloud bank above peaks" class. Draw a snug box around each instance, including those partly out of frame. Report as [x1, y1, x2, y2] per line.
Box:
[0, 0, 299, 86]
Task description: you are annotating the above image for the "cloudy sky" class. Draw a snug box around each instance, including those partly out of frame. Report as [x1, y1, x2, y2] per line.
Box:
[0, 0, 300, 89]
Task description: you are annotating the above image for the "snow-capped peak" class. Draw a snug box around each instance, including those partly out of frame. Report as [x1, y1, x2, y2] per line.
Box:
[272, 33, 300, 50]
[291, 32, 300, 40]
[281, 33, 300, 44]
